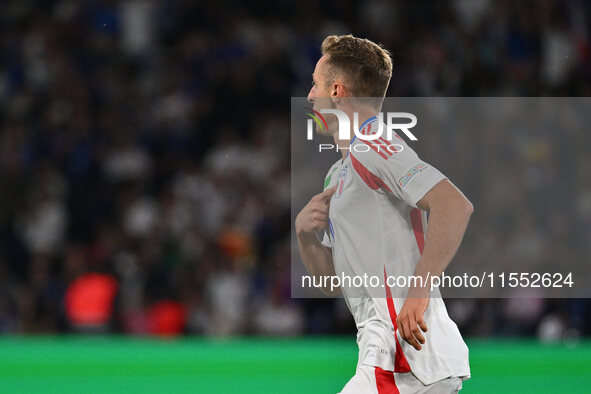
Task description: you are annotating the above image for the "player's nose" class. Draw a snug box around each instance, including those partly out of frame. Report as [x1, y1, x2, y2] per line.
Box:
[307, 87, 315, 104]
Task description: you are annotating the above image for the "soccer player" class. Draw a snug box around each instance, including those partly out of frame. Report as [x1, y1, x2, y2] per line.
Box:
[295, 35, 473, 393]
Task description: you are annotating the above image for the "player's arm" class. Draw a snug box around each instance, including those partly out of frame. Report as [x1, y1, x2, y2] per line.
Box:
[295, 186, 340, 296]
[396, 179, 473, 350]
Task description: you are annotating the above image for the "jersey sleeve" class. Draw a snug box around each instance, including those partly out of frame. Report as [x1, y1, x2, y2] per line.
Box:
[350, 139, 447, 208]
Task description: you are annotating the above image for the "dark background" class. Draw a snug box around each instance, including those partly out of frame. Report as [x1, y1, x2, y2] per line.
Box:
[0, 0, 590, 339]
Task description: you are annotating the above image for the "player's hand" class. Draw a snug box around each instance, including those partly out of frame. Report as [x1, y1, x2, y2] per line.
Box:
[397, 287, 430, 351]
[295, 186, 337, 235]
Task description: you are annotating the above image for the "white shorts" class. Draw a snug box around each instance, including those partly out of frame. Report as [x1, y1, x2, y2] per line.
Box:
[339, 364, 464, 394]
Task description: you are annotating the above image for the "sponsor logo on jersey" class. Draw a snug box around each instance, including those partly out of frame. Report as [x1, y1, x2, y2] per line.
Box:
[398, 162, 427, 187]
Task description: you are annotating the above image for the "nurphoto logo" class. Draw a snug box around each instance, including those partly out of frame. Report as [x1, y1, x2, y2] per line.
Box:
[305, 109, 418, 141]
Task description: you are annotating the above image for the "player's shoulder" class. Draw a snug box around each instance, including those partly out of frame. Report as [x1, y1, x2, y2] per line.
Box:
[350, 119, 418, 171]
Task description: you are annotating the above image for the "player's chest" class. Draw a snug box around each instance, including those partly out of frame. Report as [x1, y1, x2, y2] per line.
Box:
[329, 162, 375, 217]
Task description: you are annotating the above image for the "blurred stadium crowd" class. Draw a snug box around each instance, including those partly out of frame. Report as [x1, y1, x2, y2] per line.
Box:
[0, 0, 590, 338]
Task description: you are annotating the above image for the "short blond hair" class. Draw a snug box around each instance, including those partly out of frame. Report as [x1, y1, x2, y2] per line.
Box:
[321, 35, 392, 98]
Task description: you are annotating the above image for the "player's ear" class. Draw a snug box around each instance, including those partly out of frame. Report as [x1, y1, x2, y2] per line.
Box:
[331, 82, 345, 105]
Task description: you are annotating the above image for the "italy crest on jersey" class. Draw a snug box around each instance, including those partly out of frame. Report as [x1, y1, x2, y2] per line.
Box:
[335, 167, 348, 198]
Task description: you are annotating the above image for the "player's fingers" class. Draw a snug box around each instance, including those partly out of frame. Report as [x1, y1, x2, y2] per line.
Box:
[409, 313, 425, 347]
[313, 212, 329, 220]
[318, 186, 337, 202]
[406, 317, 423, 350]
[399, 317, 421, 351]
[417, 315, 428, 333]
[411, 320, 425, 346]
[312, 219, 327, 229]
[408, 333, 421, 350]
[312, 204, 330, 215]
[312, 217, 327, 224]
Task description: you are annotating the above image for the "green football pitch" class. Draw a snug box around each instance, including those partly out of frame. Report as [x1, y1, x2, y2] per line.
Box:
[0, 337, 590, 393]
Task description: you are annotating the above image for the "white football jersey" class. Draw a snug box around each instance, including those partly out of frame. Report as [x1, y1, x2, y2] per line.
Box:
[321, 117, 470, 385]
